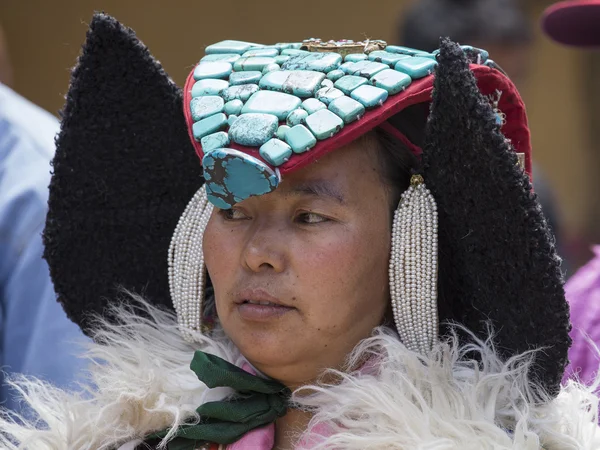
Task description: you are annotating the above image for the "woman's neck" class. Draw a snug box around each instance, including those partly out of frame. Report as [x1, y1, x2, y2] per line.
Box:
[274, 408, 313, 450]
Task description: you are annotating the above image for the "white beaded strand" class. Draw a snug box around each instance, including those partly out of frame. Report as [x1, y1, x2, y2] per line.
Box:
[389, 174, 439, 354]
[168, 185, 214, 342]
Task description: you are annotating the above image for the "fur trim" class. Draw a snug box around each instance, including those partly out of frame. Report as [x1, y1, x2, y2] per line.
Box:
[0, 301, 598, 449]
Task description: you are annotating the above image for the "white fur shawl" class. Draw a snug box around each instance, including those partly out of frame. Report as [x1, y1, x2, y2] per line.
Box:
[0, 300, 598, 450]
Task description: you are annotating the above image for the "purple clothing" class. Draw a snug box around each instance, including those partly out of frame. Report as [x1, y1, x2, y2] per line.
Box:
[564, 246, 600, 385]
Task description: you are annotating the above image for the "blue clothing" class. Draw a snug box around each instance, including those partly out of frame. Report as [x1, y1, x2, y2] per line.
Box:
[0, 84, 88, 412]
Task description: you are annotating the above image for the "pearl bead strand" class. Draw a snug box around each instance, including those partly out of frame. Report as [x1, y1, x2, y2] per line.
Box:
[168, 185, 214, 343]
[389, 174, 439, 354]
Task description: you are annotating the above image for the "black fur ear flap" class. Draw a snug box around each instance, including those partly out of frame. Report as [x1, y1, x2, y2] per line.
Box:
[43, 13, 202, 336]
[423, 38, 570, 396]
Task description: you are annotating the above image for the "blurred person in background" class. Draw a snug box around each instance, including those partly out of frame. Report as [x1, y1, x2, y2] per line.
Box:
[542, 0, 600, 388]
[398, 0, 569, 275]
[0, 23, 88, 413]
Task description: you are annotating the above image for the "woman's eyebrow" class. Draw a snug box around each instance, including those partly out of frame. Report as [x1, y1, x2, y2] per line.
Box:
[289, 181, 346, 204]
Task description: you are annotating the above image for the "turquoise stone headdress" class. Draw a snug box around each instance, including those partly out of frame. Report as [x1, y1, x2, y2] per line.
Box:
[183, 39, 513, 209]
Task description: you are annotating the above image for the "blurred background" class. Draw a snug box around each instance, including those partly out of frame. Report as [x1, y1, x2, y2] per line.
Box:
[1, 0, 598, 274]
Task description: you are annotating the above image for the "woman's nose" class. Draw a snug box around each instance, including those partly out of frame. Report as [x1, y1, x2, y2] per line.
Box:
[241, 223, 287, 273]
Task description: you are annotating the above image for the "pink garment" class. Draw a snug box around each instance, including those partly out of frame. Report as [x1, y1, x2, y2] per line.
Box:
[563, 246, 600, 386]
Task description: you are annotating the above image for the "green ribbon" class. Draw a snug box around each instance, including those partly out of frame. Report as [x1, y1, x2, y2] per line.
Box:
[145, 351, 290, 450]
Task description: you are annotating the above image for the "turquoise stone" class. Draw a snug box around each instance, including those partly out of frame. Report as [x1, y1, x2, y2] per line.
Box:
[326, 69, 345, 82]
[386, 45, 422, 56]
[275, 55, 290, 65]
[461, 45, 489, 63]
[350, 85, 389, 108]
[224, 99, 243, 115]
[228, 113, 279, 147]
[276, 125, 290, 140]
[339, 62, 356, 74]
[259, 70, 325, 98]
[368, 51, 411, 66]
[192, 113, 228, 141]
[193, 62, 232, 80]
[190, 96, 225, 121]
[290, 43, 303, 49]
[349, 60, 388, 78]
[370, 69, 412, 94]
[201, 131, 230, 152]
[205, 40, 257, 55]
[281, 49, 310, 56]
[315, 86, 344, 105]
[301, 98, 327, 115]
[286, 108, 308, 126]
[321, 79, 334, 89]
[262, 63, 281, 74]
[285, 124, 317, 153]
[328, 96, 365, 124]
[201, 53, 242, 64]
[345, 53, 368, 63]
[394, 57, 437, 79]
[202, 148, 279, 209]
[233, 57, 276, 72]
[229, 71, 262, 86]
[305, 109, 344, 140]
[334, 75, 368, 95]
[259, 138, 293, 166]
[228, 115, 238, 126]
[275, 43, 294, 50]
[282, 52, 342, 73]
[192, 79, 229, 97]
[221, 84, 259, 102]
[242, 48, 280, 58]
[242, 90, 302, 120]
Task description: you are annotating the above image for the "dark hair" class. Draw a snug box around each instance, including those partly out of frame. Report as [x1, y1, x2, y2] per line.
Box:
[398, 0, 532, 52]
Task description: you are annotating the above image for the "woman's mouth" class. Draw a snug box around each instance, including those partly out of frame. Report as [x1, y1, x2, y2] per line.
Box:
[236, 291, 296, 321]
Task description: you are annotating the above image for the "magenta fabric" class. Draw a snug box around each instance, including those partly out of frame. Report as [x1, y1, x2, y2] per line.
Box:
[563, 246, 600, 386]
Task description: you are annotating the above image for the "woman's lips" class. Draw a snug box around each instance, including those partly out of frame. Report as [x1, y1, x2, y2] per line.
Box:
[237, 301, 295, 321]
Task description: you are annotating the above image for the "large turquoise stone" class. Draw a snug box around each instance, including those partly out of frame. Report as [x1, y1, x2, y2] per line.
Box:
[350, 85, 389, 108]
[370, 69, 412, 95]
[349, 60, 388, 78]
[368, 51, 411, 66]
[193, 62, 233, 80]
[394, 57, 437, 79]
[262, 63, 280, 74]
[275, 43, 294, 50]
[276, 125, 290, 140]
[315, 87, 344, 105]
[339, 62, 356, 74]
[305, 109, 344, 140]
[200, 131, 230, 153]
[281, 49, 310, 56]
[345, 53, 368, 63]
[205, 40, 257, 55]
[190, 96, 225, 121]
[286, 108, 308, 126]
[285, 124, 317, 153]
[242, 90, 302, 120]
[259, 138, 293, 166]
[242, 48, 280, 58]
[224, 99, 244, 115]
[233, 57, 277, 72]
[192, 79, 229, 97]
[275, 55, 291, 65]
[200, 53, 241, 64]
[328, 96, 365, 124]
[302, 98, 327, 115]
[385, 45, 422, 56]
[259, 70, 325, 97]
[326, 69, 345, 82]
[192, 113, 228, 141]
[203, 148, 279, 209]
[229, 71, 263, 86]
[228, 113, 279, 147]
[221, 84, 260, 102]
[334, 75, 367, 95]
[282, 52, 342, 73]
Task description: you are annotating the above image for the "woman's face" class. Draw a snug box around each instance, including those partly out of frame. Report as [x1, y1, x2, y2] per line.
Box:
[203, 139, 393, 387]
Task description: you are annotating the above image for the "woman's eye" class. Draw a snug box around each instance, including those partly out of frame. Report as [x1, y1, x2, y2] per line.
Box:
[219, 208, 249, 221]
[297, 212, 329, 224]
